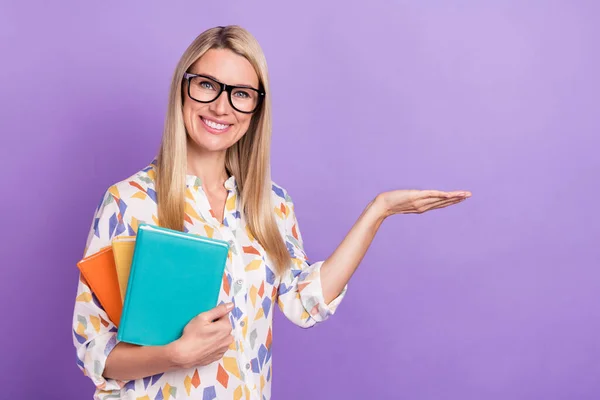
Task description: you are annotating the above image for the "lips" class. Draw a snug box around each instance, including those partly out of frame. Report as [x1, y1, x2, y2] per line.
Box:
[200, 116, 232, 134]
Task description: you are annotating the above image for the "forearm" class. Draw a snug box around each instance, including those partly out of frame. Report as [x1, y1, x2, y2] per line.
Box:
[320, 196, 386, 304]
[103, 341, 179, 381]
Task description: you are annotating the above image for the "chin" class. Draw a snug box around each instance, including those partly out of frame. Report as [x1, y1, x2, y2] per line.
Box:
[188, 131, 237, 153]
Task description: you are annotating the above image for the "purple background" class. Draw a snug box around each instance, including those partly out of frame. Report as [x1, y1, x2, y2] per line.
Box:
[2, 1, 599, 399]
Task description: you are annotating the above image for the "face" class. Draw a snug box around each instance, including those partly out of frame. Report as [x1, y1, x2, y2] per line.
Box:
[183, 48, 260, 154]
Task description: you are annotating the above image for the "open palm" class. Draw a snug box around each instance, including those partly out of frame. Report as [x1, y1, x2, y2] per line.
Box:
[378, 189, 472, 217]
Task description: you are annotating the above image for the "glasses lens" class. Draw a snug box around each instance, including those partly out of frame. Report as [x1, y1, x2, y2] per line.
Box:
[189, 76, 221, 102]
[230, 88, 259, 113]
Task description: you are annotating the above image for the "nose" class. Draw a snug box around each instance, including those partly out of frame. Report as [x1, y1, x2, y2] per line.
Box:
[209, 89, 230, 115]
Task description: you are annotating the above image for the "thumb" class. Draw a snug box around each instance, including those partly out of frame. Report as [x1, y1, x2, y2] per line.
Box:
[201, 302, 234, 322]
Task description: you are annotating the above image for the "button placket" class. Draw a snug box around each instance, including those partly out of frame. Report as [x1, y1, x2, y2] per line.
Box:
[188, 185, 213, 225]
[189, 178, 258, 389]
[217, 183, 256, 388]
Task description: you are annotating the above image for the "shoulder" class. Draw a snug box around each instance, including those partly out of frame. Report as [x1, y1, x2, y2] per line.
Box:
[270, 180, 298, 225]
[104, 162, 157, 203]
[83, 163, 155, 254]
[270, 181, 291, 204]
[93, 161, 157, 220]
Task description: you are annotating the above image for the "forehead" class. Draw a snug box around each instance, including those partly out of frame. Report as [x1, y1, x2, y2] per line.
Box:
[190, 48, 259, 88]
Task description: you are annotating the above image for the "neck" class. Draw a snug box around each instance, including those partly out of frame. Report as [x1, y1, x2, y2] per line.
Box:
[186, 141, 229, 191]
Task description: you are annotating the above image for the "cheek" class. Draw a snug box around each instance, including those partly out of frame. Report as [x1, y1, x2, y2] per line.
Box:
[183, 102, 206, 132]
[182, 102, 195, 130]
[235, 114, 253, 134]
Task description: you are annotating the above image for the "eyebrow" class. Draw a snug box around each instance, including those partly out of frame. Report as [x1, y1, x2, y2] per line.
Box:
[193, 72, 256, 89]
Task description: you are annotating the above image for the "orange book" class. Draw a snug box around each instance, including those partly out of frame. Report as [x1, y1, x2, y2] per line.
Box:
[76, 246, 122, 326]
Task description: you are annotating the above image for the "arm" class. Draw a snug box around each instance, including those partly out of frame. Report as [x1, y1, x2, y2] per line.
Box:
[276, 191, 348, 328]
[102, 343, 177, 381]
[319, 190, 471, 303]
[319, 197, 385, 304]
[277, 188, 471, 325]
[73, 189, 127, 390]
[73, 189, 180, 384]
[72, 188, 180, 387]
[104, 302, 236, 381]
[74, 188, 235, 384]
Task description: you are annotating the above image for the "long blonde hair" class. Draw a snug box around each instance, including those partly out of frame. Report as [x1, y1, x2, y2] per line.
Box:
[156, 25, 290, 276]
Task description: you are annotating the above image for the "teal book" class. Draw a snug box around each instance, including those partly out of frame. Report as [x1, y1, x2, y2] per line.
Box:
[117, 223, 230, 346]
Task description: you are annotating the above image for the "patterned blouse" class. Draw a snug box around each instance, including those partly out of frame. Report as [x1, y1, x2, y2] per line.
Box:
[72, 160, 347, 400]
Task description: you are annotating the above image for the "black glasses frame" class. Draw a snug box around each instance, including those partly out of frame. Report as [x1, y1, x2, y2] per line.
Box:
[183, 72, 265, 114]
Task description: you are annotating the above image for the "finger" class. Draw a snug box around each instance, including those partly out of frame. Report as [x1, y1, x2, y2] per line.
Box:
[422, 190, 452, 199]
[414, 196, 454, 211]
[218, 318, 234, 336]
[206, 355, 220, 365]
[205, 315, 232, 336]
[200, 302, 234, 323]
[423, 190, 471, 199]
[216, 313, 233, 327]
[207, 315, 230, 333]
[411, 197, 458, 213]
[215, 352, 227, 363]
[422, 197, 466, 212]
[418, 192, 468, 207]
[211, 347, 227, 360]
[213, 346, 228, 360]
[223, 340, 232, 353]
[448, 190, 472, 198]
[219, 343, 232, 356]
[223, 334, 235, 349]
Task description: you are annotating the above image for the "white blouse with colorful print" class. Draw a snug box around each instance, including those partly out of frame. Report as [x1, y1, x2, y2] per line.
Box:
[72, 160, 347, 400]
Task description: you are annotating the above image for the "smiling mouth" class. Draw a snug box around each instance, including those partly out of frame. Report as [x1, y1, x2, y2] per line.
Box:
[200, 116, 231, 132]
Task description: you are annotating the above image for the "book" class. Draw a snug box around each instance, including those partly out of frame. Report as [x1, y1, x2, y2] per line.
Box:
[111, 236, 136, 303]
[76, 246, 123, 326]
[117, 223, 230, 346]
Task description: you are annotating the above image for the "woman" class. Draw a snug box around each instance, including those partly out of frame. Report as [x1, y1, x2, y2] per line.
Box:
[72, 25, 471, 400]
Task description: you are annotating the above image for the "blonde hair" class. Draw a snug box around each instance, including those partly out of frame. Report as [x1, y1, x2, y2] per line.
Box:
[156, 25, 290, 276]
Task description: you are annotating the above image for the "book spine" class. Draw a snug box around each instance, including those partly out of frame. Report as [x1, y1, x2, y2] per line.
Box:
[116, 226, 144, 343]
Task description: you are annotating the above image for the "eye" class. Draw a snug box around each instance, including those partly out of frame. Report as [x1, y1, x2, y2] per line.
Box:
[233, 89, 252, 99]
[199, 80, 216, 90]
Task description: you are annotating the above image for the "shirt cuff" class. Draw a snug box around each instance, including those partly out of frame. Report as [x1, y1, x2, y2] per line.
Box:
[298, 261, 348, 323]
[80, 331, 125, 391]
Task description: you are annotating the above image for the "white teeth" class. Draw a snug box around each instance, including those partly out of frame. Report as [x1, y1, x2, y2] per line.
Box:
[202, 117, 229, 130]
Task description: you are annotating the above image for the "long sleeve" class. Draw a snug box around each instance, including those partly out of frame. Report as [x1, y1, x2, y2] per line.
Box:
[276, 192, 347, 328]
[72, 188, 128, 391]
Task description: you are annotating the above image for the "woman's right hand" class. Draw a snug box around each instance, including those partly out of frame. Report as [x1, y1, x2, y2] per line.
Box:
[167, 302, 235, 369]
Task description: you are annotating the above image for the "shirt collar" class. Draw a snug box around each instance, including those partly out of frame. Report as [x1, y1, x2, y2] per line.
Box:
[184, 169, 237, 192]
[150, 158, 237, 191]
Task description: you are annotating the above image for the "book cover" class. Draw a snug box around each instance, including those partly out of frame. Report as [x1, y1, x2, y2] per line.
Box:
[111, 236, 136, 303]
[117, 223, 230, 346]
[76, 246, 122, 326]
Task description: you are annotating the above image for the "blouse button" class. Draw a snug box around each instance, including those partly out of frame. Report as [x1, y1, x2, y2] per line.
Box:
[240, 321, 245, 327]
[245, 363, 251, 370]
[236, 279, 244, 286]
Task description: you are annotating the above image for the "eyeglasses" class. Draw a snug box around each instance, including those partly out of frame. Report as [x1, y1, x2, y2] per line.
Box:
[183, 73, 265, 114]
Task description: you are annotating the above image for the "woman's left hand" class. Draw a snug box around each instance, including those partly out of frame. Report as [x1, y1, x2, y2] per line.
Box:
[375, 189, 472, 218]
[319, 188, 472, 303]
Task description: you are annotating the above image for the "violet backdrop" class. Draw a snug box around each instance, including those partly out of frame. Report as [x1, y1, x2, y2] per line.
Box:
[1, 1, 599, 399]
